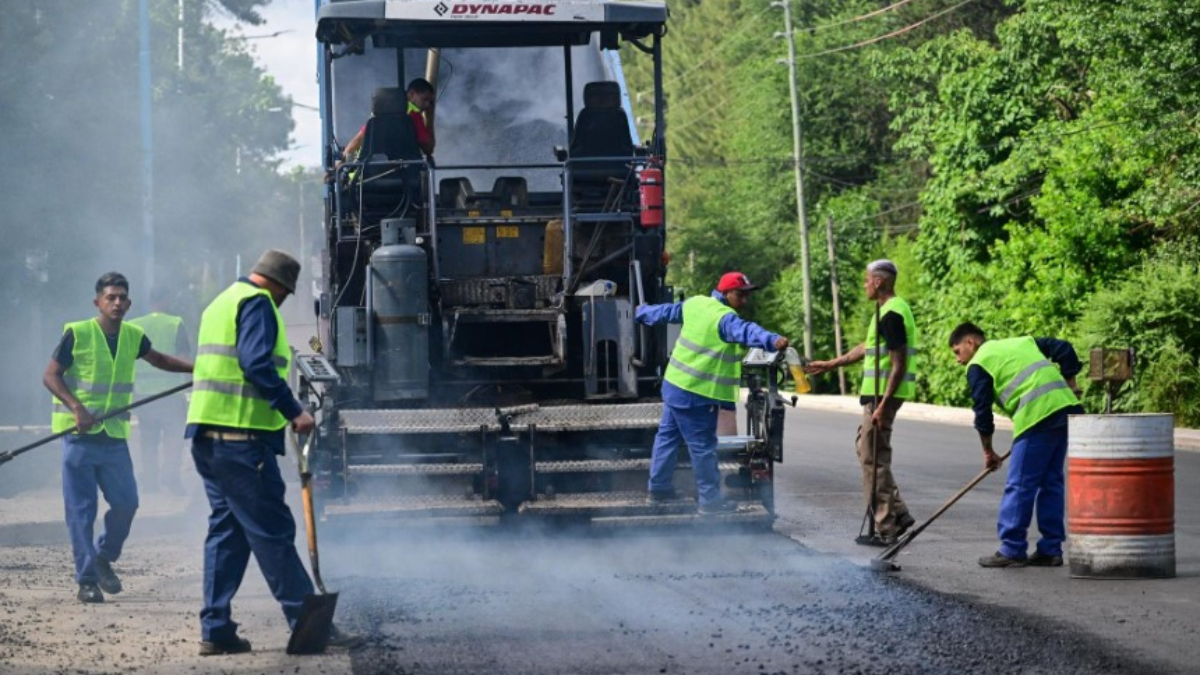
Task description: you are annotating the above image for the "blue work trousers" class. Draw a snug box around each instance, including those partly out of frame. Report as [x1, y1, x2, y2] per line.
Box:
[648, 402, 722, 505]
[998, 423, 1068, 559]
[191, 437, 314, 642]
[61, 434, 139, 585]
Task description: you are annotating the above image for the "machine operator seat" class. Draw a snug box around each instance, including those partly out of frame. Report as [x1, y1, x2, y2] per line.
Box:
[358, 87, 424, 205]
[568, 82, 635, 186]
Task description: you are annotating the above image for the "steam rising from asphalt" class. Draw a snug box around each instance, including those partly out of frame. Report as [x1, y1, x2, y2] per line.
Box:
[0, 5, 310, 503]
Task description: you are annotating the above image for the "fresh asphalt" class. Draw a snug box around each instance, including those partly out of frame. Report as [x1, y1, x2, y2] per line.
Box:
[326, 403, 1195, 675]
[0, 404, 1194, 674]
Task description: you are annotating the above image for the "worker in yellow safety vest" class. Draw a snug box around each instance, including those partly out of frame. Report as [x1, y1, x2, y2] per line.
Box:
[127, 289, 192, 494]
[42, 272, 193, 604]
[949, 322, 1084, 568]
[635, 271, 790, 515]
[185, 249, 358, 656]
[805, 259, 919, 546]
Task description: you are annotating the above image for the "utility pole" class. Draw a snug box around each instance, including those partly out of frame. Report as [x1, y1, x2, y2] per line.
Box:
[825, 216, 847, 395]
[178, 0, 185, 72]
[139, 0, 155, 293]
[773, 0, 813, 359]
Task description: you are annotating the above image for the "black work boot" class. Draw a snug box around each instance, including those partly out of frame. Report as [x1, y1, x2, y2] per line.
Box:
[199, 636, 252, 656]
[1028, 551, 1064, 567]
[77, 583, 104, 604]
[978, 552, 1028, 568]
[894, 512, 917, 538]
[645, 489, 680, 505]
[94, 556, 122, 595]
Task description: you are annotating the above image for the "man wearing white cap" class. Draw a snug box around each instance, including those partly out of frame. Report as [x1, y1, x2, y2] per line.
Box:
[806, 260, 918, 545]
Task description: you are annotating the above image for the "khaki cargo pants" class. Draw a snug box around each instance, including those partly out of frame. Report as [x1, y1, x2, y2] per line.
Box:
[856, 398, 911, 537]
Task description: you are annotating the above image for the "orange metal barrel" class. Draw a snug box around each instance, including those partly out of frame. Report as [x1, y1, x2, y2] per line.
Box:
[1067, 414, 1175, 579]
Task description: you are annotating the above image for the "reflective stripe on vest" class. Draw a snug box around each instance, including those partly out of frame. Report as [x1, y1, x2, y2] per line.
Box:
[127, 312, 188, 394]
[969, 336, 1080, 438]
[186, 282, 291, 432]
[663, 296, 745, 403]
[859, 296, 919, 399]
[51, 319, 143, 438]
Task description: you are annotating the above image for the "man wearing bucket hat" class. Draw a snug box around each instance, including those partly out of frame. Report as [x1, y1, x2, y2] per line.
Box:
[636, 271, 789, 514]
[186, 250, 356, 654]
[805, 259, 918, 545]
[948, 322, 1084, 568]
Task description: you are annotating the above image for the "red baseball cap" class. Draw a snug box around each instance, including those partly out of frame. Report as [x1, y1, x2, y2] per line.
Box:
[716, 271, 760, 293]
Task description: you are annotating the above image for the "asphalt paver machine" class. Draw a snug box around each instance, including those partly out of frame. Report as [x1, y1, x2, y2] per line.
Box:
[294, 0, 789, 526]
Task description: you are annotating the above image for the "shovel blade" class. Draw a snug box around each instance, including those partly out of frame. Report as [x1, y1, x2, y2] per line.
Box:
[286, 592, 339, 655]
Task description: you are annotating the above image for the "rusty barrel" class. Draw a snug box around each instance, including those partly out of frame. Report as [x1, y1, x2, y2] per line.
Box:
[1067, 414, 1175, 579]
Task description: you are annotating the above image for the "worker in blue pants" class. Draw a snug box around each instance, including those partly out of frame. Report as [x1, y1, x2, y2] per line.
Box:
[187, 250, 358, 655]
[948, 322, 1084, 568]
[44, 272, 194, 604]
[636, 272, 789, 514]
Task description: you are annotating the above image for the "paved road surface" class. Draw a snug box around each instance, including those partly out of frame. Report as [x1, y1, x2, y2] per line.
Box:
[773, 402, 1198, 675]
[0, 404, 1194, 674]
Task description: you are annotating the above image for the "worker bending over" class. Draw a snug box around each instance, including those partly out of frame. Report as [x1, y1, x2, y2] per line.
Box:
[948, 322, 1084, 568]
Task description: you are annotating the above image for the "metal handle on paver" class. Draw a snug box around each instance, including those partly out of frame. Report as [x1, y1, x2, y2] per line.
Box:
[0, 382, 193, 467]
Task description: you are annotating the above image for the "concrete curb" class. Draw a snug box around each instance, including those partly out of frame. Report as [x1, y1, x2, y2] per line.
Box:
[788, 394, 1200, 453]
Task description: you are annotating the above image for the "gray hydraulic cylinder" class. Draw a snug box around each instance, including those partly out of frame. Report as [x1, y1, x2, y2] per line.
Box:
[370, 243, 429, 401]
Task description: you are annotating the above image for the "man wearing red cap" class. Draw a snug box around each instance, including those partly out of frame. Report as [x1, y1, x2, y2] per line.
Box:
[636, 272, 789, 514]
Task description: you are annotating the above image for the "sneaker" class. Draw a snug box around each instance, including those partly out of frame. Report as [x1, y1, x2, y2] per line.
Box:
[327, 624, 364, 650]
[978, 552, 1028, 568]
[199, 636, 252, 656]
[94, 556, 122, 595]
[697, 498, 739, 515]
[894, 512, 917, 538]
[77, 583, 104, 604]
[1028, 551, 1064, 567]
[646, 489, 680, 505]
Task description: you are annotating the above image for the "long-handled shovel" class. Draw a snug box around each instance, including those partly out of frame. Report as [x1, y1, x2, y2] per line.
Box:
[870, 450, 1011, 572]
[0, 382, 193, 467]
[286, 431, 339, 655]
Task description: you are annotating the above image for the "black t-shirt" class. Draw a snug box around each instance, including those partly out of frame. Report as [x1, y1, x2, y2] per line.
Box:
[52, 327, 152, 368]
[860, 312, 907, 404]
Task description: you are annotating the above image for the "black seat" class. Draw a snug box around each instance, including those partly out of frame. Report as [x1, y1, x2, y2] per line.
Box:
[569, 82, 635, 185]
[491, 176, 528, 208]
[358, 87, 423, 205]
[438, 177, 476, 210]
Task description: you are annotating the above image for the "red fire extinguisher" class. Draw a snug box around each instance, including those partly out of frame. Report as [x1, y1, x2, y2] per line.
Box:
[639, 159, 664, 228]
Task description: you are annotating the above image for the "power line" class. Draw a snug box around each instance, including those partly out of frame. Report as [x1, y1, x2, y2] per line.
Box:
[636, 7, 773, 100]
[803, 0, 922, 33]
[797, 0, 979, 59]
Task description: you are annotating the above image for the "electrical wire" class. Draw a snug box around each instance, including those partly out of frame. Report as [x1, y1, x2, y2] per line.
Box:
[797, 0, 979, 59]
[635, 6, 774, 99]
[803, 0, 923, 33]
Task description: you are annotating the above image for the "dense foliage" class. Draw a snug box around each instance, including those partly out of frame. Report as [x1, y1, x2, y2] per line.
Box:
[624, 0, 1200, 424]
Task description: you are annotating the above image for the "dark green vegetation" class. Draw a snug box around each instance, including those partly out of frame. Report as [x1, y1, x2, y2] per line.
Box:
[625, 0, 1200, 422]
[0, 0, 320, 423]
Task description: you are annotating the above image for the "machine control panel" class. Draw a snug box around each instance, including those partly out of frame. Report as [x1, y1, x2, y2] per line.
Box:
[295, 353, 341, 384]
